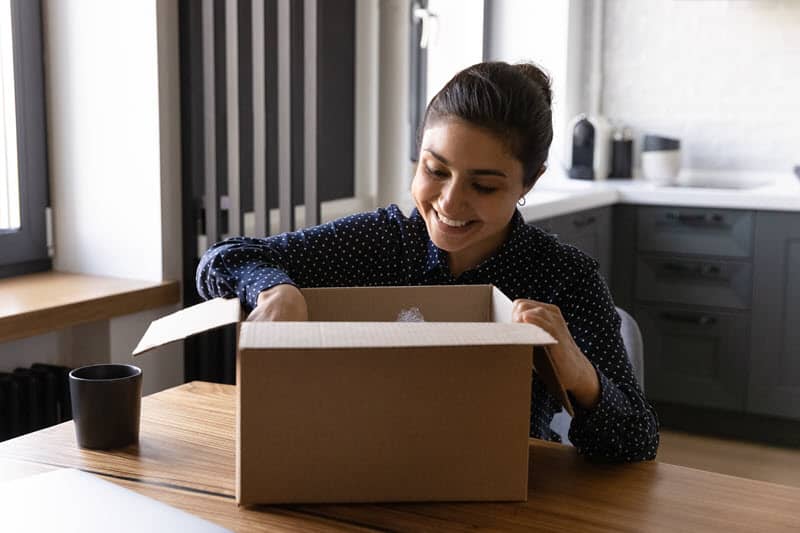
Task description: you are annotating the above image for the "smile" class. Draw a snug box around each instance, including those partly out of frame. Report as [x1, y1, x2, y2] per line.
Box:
[434, 210, 474, 229]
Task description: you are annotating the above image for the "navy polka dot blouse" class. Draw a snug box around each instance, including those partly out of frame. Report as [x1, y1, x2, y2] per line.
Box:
[196, 205, 660, 462]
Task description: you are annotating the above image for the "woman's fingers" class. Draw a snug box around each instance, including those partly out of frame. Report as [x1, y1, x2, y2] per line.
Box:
[514, 309, 556, 337]
[513, 299, 554, 324]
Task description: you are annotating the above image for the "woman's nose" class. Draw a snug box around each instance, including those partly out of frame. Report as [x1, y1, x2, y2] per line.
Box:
[439, 179, 467, 211]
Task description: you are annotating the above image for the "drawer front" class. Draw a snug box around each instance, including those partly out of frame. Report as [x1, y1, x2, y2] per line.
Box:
[637, 207, 753, 257]
[635, 255, 753, 309]
[551, 207, 613, 280]
[635, 305, 749, 410]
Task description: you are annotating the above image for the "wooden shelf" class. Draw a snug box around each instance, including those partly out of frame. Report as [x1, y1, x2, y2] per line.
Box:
[0, 271, 180, 343]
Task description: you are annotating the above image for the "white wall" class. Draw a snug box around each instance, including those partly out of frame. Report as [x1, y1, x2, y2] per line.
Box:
[0, 0, 183, 396]
[46, 0, 165, 279]
[602, 0, 800, 172]
[355, 0, 379, 203]
[376, 0, 415, 211]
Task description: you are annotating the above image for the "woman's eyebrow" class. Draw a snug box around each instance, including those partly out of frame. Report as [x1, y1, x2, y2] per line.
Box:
[424, 149, 508, 178]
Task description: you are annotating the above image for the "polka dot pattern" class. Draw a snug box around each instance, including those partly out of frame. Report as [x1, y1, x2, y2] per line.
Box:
[196, 204, 660, 462]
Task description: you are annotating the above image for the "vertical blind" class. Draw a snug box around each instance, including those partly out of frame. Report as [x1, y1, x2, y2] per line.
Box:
[179, 0, 355, 383]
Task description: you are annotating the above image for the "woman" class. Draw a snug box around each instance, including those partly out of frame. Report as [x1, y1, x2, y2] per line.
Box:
[197, 61, 659, 462]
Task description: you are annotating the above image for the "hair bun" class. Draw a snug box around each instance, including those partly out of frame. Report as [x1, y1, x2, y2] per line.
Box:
[515, 63, 552, 108]
[421, 61, 554, 188]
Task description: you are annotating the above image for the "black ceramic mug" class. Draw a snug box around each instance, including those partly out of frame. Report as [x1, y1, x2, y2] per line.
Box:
[69, 364, 142, 450]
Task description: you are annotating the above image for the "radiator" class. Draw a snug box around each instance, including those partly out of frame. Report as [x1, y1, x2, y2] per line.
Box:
[0, 363, 72, 442]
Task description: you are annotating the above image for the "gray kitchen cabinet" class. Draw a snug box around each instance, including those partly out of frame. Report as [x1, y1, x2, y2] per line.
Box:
[611, 205, 636, 310]
[747, 212, 800, 421]
[542, 203, 800, 431]
[613, 205, 755, 412]
[532, 206, 613, 282]
[635, 304, 749, 410]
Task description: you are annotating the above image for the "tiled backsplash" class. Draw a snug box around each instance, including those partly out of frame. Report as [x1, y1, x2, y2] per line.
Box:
[602, 0, 799, 172]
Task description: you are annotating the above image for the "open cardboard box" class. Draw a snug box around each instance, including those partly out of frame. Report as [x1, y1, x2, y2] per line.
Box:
[133, 285, 571, 505]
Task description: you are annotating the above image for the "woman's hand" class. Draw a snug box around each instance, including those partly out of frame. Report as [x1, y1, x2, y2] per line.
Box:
[512, 299, 601, 410]
[247, 284, 309, 322]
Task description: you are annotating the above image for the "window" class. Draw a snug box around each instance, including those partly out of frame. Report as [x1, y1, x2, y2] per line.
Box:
[0, 0, 50, 278]
[410, 0, 576, 167]
[0, 0, 20, 231]
[409, 0, 485, 160]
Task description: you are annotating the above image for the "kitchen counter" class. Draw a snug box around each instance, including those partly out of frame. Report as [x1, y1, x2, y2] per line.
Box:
[520, 168, 800, 222]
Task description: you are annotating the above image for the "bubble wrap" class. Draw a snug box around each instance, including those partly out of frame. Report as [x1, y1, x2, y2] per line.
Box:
[396, 307, 426, 322]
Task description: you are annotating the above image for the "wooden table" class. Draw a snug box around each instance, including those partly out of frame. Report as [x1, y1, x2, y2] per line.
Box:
[1, 382, 799, 532]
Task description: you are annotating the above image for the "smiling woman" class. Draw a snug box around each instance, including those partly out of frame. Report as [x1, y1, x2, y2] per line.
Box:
[196, 61, 660, 463]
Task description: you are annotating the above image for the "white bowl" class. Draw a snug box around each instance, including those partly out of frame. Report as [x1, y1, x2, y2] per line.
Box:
[642, 151, 681, 185]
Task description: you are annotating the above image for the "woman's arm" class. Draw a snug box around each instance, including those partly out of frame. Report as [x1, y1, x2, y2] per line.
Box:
[516, 269, 659, 462]
[512, 299, 601, 410]
[560, 270, 659, 462]
[247, 284, 309, 321]
[195, 206, 408, 311]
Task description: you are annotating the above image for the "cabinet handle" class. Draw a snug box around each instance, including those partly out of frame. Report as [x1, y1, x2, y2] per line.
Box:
[664, 212, 724, 225]
[572, 215, 597, 229]
[659, 312, 717, 327]
[661, 262, 722, 278]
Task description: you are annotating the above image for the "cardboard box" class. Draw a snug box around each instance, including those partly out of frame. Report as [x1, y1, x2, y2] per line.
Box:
[133, 285, 570, 505]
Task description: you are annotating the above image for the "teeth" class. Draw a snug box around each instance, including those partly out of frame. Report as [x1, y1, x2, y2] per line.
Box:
[437, 212, 469, 227]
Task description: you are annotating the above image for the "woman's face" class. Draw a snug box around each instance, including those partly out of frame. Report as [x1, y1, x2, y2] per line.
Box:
[411, 119, 531, 275]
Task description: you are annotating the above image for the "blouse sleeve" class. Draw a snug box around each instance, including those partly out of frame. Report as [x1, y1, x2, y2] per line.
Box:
[195, 207, 407, 311]
[559, 268, 660, 462]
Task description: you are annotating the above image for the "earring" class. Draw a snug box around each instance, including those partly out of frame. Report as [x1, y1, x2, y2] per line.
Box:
[517, 197, 526, 207]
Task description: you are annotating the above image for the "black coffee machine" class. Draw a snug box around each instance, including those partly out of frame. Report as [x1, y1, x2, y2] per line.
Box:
[568, 116, 595, 180]
[567, 114, 631, 180]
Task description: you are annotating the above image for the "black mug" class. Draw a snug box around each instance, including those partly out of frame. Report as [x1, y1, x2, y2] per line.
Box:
[69, 364, 142, 450]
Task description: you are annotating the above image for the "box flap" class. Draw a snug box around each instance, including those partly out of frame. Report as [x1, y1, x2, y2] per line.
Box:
[132, 298, 242, 356]
[491, 286, 514, 323]
[239, 321, 556, 350]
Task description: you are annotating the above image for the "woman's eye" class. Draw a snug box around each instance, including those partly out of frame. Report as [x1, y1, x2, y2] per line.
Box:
[425, 166, 448, 178]
[473, 183, 497, 194]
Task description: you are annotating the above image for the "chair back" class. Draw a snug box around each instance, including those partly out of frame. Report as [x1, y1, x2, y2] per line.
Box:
[549, 306, 644, 445]
[617, 307, 645, 390]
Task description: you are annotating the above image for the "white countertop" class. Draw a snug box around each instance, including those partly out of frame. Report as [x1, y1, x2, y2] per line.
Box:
[520, 168, 800, 222]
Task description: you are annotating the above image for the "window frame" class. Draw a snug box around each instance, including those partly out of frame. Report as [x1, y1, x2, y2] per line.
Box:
[408, 0, 428, 162]
[0, 0, 50, 278]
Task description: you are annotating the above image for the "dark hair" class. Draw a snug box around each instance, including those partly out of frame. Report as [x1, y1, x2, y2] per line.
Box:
[419, 61, 553, 188]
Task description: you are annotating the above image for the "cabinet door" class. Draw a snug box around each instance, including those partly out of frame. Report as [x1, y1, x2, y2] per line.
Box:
[748, 212, 800, 420]
[550, 207, 612, 281]
[636, 305, 749, 410]
[611, 205, 636, 311]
